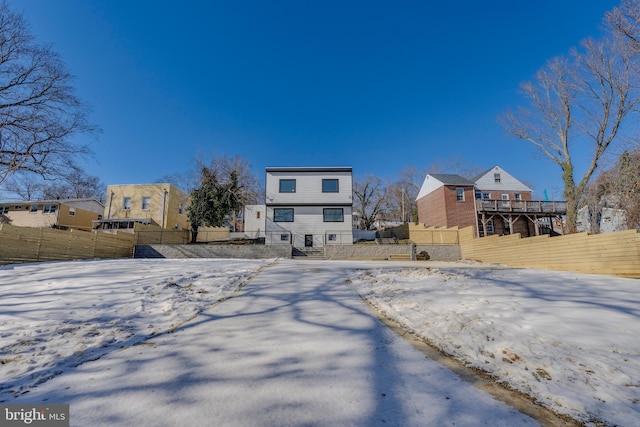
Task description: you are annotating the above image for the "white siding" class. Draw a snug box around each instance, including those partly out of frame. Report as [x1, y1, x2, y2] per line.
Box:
[243, 205, 266, 238]
[416, 175, 445, 200]
[474, 166, 532, 193]
[266, 205, 353, 246]
[266, 170, 352, 205]
[264, 167, 353, 247]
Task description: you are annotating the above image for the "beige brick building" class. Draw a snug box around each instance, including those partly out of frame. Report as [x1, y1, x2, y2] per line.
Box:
[95, 183, 190, 231]
[0, 199, 104, 231]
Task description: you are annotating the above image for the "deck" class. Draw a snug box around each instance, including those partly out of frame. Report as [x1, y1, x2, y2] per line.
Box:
[476, 200, 567, 215]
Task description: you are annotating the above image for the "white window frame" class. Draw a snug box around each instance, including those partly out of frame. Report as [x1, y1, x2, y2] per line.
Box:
[123, 197, 131, 210]
[142, 196, 151, 210]
[455, 188, 465, 202]
[69, 207, 76, 217]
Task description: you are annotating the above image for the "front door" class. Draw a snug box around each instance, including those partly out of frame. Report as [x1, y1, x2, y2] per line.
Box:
[305, 234, 313, 247]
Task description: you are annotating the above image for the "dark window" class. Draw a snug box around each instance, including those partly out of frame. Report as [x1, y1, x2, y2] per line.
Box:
[280, 234, 289, 241]
[274, 208, 294, 222]
[323, 208, 344, 222]
[279, 179, 296, 193]
[30, 205, 38, 213]
[43, 204, 57, 214]
[322, 179, 339, 193]
[455, 188, 465, 202]
[494, 173, 501, 183]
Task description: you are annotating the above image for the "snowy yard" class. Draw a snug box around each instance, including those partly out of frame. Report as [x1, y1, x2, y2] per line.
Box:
[0, 258, 638, 426]
[0, 259, 272, 398]
[347, 265, 640, 426]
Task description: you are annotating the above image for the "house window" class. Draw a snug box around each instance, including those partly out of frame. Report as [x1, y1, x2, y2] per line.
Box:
[328, 234, 337, 241]
[30, 205, 38, 213]
[486, 219, 494, 234]
[514, 193, 521, 201]
[322, 179, 339, 193]
[43, 205, 57, 214]
[279, 179, 296, 193]
[504, 220, 511, 234]
[323, 208, 344, 222]
[178, 203, 184, 215]
[280, 234, 289, 241]
[142, 196, 151, 210]
[69, 207, 76, 217]
[274, 208, 294, 222]
[14, 206, 22, 210]
[256, 211, 261, 219]
[494, 173, 501, 183]
[0, 206, 9, 214]
[455, 188, 465, 202]
[123, 197, 131, 210]
[474, 192, 490, 200]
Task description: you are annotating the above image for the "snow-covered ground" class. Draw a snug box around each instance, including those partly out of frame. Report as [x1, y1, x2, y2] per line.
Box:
[347, 264, 640, 426]
[1, 258, 638, 426]
[0, 258, 272, 397]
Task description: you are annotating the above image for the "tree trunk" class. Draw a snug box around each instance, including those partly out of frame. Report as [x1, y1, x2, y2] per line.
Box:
[562, 163, 579, 234]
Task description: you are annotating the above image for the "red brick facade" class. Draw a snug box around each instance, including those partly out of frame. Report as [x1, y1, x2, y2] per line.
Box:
[417, 185, 476, 229]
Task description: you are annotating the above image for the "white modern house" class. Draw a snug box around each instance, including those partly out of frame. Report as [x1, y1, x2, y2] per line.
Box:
[263, 167, 353, 248]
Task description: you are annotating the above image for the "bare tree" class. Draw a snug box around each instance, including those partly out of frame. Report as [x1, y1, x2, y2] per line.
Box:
[353, 175, 388, 230]
[501, 31, 640, 233]
[3, 165, 103, 201]
[607, 0, 640, 53]
[41, 166, 104, 201]
[0, 1, 97, 186]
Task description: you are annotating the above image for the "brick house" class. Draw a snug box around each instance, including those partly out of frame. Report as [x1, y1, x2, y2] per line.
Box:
[417, 166, 566, 237]
[416, 174, 477, 229]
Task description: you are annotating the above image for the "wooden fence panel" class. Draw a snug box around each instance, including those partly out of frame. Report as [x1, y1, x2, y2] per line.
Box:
[0, 224, 135, 265]
[459, 226, 640, 278]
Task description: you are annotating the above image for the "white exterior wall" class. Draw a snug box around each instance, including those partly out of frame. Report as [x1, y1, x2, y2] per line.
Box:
[265, 169, 352, 205]
[244, 205, 266, 238]
[416, 175, 445, 200]
[265, 167, 353, 247]
[266, 205, 353, 246]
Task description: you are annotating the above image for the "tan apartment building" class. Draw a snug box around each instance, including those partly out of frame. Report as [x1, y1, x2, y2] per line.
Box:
[0, 198, 104, 231]
[94, 183, 190, 231]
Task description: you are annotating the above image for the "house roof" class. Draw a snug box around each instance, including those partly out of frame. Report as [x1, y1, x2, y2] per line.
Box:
[266, 167, 352, 173]
[416, 173, 475, 200]
[429, 174, 475, 186]
[0, 198, 104, 214]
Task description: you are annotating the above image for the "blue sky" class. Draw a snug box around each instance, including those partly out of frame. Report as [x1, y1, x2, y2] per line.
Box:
[18, 0, 619, 199]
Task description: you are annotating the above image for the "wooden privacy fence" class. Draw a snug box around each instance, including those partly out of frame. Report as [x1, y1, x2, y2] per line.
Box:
[0, 224, 135, 265]
[459, 226, 640, 278]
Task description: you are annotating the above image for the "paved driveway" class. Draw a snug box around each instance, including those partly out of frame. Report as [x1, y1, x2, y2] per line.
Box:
[19, 260, 538, 426]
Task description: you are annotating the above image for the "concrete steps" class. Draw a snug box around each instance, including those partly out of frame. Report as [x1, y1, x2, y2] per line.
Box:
[292, 247, 326, 260]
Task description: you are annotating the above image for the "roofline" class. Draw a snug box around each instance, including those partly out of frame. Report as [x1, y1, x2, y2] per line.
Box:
[0, 198, 104, 205]
[266, 167, 352, 173]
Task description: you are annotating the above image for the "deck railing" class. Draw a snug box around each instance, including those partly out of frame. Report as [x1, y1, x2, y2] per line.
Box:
[476, 200, 567, 214]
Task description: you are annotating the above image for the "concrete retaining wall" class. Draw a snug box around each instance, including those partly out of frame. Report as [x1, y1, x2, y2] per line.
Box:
[134, 244, 292, 259]
[135, 243, 462, 262]
[415, 245, 461, 261]
[325, 244, 412, 260]
[324, 244, 461, 261]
